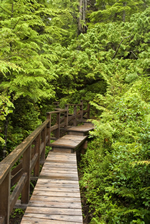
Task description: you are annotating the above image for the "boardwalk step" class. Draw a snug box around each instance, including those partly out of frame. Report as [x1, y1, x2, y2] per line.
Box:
[67, 123, 94, 136]
[50, 135, 87, 153]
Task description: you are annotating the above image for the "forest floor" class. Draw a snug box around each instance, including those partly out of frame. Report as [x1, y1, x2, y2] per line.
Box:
[10, 209, 24, 224]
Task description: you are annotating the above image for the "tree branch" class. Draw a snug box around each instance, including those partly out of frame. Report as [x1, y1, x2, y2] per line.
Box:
[112, 33, 133, 59]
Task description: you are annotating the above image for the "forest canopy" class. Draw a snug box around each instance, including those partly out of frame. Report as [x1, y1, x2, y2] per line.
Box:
[0, 0, 150, 223]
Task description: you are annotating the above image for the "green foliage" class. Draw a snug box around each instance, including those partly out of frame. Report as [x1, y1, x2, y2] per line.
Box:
[89, 0, 150, 23]
[0, 95, 14, 145]
[80, 75, 150, 223]
[79, 7, 150, 224]
[0, 0, 150, 222]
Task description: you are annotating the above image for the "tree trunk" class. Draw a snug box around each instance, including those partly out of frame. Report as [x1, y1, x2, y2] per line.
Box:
[123, 2, 126, 22]
[3, 115, 9, 158]
[78, 0, 87, 34]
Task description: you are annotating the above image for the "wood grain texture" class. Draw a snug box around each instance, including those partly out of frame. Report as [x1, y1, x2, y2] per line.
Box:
[21, 217, 82, 224]
[24, 213, 82, 222]
[21, 151, 83, 224]
[50, 135, 87, 149]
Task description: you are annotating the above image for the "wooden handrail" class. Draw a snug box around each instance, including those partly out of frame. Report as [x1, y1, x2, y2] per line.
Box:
[0, 101, 90, 224]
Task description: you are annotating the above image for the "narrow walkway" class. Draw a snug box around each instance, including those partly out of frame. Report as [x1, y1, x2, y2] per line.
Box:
[21, 152, 83, 224]
[21, 123, 93, 224]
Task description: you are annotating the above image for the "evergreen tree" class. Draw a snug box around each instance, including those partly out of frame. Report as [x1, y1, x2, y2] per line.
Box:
[89, 0, 150, 23]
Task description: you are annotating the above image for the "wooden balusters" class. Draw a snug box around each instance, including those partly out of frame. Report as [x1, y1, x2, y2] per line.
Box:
[41, 128, 46, 164]
[34, 134, 41, 177]
[87, 102, 90, 119]
[0, 171, 11, 224]
[65, 105, 69, 127]
[55, 112, 60, 139]
[74, 105, 77, 126]
[46, 113, 51, 145]
[80, 100, 83, 121]
[21, 146, 31, 204]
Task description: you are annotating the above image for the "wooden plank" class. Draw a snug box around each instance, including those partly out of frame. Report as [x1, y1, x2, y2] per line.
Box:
[52, 148, 72, 153]
[37, 183, 79, 188]
[30, 195, 81, 202]
[28, 201, 81, 209]
[41, 168, 77, 174]
[32, 190, 80, 197]
[24, 213, 82, 222]
[37, 180, 79, 188]
[26, 206, 82, 215]
[47, 152, 76, 156]
[38, 175, 78, 181]
[43, 162, 77, 167]
[34, 186, 79, 192]
[46, 157, 76, 161]
[21, 217, 82, 224]
[46, 157, 76, 162]
[50, 135, 87, 149]
[67, 124, 93, 132]
[37, 179, 79, 184]
[37, 183, 79, 189]
[42, 167, 77, 172]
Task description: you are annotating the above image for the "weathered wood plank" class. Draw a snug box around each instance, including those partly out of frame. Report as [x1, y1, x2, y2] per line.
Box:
[32, 190, 80, 197]
[24, 213, 82, 222]
[30, 195, 81, 202]
[34, 186, 79, 192]
[28, 201, 81, 209]
[46, 159, 76, 163]
[21, 217, 81, 224]
[26, 206, 82, 215]
[48, 152, 76, 156]
[39, 174, 78, 181]
[37, 183, 79, 189]
[43, 163, 77, 168]
[67, 124, 93, 133]
[42, 168, 77, 173]
[37, 179, 79, 184]
[50, 135, 87, 149]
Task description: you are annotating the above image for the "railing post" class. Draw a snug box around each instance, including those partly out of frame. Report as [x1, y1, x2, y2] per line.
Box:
[65, 105, 69, 127]
[80, 100, 83, 121]
[87, 102, 90, 119]
[74, 105, 77, 126]
[21, 146, 31, 204]
[41, 127, 46, 164]
[46, 113, 51, 145]
[55, 112, 60, 139]
[34, 134, 41, 177]
[0, 171, 11, 224]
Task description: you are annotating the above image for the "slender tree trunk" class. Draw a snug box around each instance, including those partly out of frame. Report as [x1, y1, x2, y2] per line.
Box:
[3, 115, 9, 158]
[78, 0, 87, 34]
[123, 2, 126, 22]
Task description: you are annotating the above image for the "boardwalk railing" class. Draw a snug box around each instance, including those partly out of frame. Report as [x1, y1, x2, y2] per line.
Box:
[0, 101, 90, 224]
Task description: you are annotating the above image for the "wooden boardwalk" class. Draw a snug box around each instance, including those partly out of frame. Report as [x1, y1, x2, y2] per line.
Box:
[21, 152, 83, 224]
[0, 101, 93, 224]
